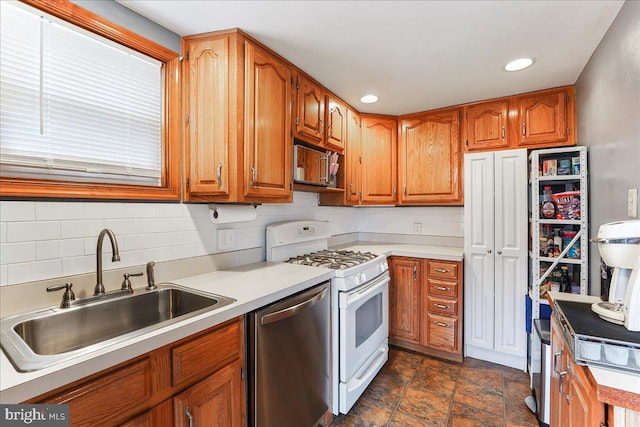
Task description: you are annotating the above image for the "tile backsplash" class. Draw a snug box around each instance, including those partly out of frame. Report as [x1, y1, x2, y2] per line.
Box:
[0, 192, 463, 286]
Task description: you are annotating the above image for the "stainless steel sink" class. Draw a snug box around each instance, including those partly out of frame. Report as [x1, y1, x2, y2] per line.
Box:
[0, 284, 235, 372]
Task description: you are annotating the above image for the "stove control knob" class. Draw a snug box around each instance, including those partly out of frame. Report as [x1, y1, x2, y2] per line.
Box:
[353, 275, 360, 286]
[360, 273, 367, 283]
[378, 263, 385, 273]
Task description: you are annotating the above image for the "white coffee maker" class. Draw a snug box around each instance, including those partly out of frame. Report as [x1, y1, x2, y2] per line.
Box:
[591, 220, 640, 331]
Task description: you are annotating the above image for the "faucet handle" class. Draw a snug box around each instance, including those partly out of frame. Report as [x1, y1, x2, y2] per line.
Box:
[146, 261, 157, 290]
[47, 283, 75, 309]
[121, 272, 143, 292]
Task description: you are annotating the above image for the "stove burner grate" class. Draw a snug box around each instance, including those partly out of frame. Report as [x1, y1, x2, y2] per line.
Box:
[285, 250, 378, 269]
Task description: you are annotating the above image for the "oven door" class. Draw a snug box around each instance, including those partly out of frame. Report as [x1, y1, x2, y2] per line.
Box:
[339, 271, 389, 382]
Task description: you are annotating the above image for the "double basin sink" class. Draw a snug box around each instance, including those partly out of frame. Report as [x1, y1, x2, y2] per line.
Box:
[0, 285, 235, 372]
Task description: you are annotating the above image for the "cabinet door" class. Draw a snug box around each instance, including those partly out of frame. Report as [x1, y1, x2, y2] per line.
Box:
[361, 115, 397, 204]
[325, 95, 346, 152]
[463, 152, 495, 351]
[493, 149, 527, 361]
[345, 108, 361, 205]
[243, 41, 293, 201]
[463, 100, 510, 152]
[294, 73, 325, 145]
[119, 400, 172, 427]
[398, 109, 461, 204]
[389, 257, 421, 343]
[568, 358, 605, 427]
[518, 89, 570, 147]
[550, 319, 569, 427]
[183, 36, 231, 199]
[173, 360, 244, 427]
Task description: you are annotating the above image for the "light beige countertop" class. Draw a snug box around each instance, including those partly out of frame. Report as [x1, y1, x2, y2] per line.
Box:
[0, 261, 333, 403]
[547, 291, 640, 410]
[0, 242, 463, 403]
[335, 242, 464, 261]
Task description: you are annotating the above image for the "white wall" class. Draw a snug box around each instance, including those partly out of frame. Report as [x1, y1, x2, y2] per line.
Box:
[0, 193, 463, 286]
[575, 0, 640, 295]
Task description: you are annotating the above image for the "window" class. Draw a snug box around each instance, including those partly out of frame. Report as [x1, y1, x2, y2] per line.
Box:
[0, 0, 180, 200]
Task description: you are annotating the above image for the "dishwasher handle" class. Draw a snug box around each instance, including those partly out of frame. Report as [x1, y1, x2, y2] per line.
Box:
[260, 287, 327, 325]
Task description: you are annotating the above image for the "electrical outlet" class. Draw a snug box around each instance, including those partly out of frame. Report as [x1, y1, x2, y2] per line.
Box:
[217, 229, 235, 250]
[413, 223, 422, 235]
[628, 189, 638, 218]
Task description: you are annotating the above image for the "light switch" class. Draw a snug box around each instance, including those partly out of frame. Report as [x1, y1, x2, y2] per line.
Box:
[628, 189, 638, 218]
[413, 223, 422, 235]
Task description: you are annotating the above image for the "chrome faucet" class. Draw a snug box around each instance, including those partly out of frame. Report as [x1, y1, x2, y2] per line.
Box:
[94, 229, 121, 295]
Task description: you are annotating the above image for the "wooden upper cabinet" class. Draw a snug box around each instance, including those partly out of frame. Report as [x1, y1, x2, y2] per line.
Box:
[517, 87, 573, 147]
[182, 30, 293, 203]
[243, 40, 293, 202]
[398, 108, 461, 205]
[325, 96, 347, 152]
[294, 73, 325, 146]
[345, 108, 362, 205]
[361, 115, 397, 204]
[463, 100, 510, 152]
[182, 34, 234, 201]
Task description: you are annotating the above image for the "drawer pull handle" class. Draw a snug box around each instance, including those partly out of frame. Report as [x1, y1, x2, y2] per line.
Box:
[434, 286, 450, 291]
[434, 321, 449, 327]
[434, 304, 450, 309]
[434, 268, 450, 273]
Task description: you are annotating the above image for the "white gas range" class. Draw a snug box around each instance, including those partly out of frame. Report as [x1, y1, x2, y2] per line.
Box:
[266, 221, 389, 414]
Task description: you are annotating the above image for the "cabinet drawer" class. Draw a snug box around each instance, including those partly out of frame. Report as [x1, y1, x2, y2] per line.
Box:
[426, 278, 458, 298]
[425, 313, 458, 353]
[172, 319, 241, 387]
[426, 296, 458, 316]
[427, 261, 459, 280]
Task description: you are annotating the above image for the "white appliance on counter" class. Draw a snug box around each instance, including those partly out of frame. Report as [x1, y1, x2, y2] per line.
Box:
[266, 221, 390, 415]
[591, 220, 640, 331]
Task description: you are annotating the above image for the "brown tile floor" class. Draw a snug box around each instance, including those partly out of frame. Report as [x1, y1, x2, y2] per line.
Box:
[330, 347, 538, 427]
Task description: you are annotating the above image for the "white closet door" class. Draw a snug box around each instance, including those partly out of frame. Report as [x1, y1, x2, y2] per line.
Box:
[464, 152, 495, 350]
[493, 149, 528, 363]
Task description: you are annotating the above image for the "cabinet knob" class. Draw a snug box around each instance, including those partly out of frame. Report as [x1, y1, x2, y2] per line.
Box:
[497, 250, 502, 255]
[487, 249, 492, 254]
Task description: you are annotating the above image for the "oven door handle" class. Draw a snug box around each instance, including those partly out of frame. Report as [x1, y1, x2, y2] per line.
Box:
[347, 345, 388, 392]
[342, 274, 389, 307]
[261, 287, 327, 325]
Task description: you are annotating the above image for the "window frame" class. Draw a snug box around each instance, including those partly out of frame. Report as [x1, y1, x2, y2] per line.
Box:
[0, 0, 181, 201]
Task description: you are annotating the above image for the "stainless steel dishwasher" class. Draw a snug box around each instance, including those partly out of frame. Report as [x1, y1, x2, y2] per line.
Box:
[248, 281, 330, 427]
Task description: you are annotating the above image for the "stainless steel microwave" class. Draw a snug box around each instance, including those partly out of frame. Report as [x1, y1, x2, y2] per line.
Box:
[293, 144, 329, 186]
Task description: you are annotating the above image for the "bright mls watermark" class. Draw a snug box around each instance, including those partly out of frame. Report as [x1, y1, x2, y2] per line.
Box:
[1, 405, 69, 426]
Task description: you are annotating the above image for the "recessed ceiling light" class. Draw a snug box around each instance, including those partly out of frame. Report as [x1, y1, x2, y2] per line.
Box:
[504, 58, 534, 72]
[360, 94, 379, 104]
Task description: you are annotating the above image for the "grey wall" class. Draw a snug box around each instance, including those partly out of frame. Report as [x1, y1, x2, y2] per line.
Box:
[575, 0, 640, 295]
[74, 0, 181, 52]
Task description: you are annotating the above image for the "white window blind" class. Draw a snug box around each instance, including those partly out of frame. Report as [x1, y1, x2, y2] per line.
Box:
[0, 1, 163, 186]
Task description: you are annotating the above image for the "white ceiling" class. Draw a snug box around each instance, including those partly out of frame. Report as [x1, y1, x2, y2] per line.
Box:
[117, 0, 625, 115]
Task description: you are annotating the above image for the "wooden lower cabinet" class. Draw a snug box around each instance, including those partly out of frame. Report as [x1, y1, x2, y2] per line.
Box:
[173, 360, 244, 427]
[119, 400, 173, 427]
[389, 256, 463, 362]
[550, 317, 605, 427]
[30, 317, 245, 427]
[389, 257, 422, 344]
